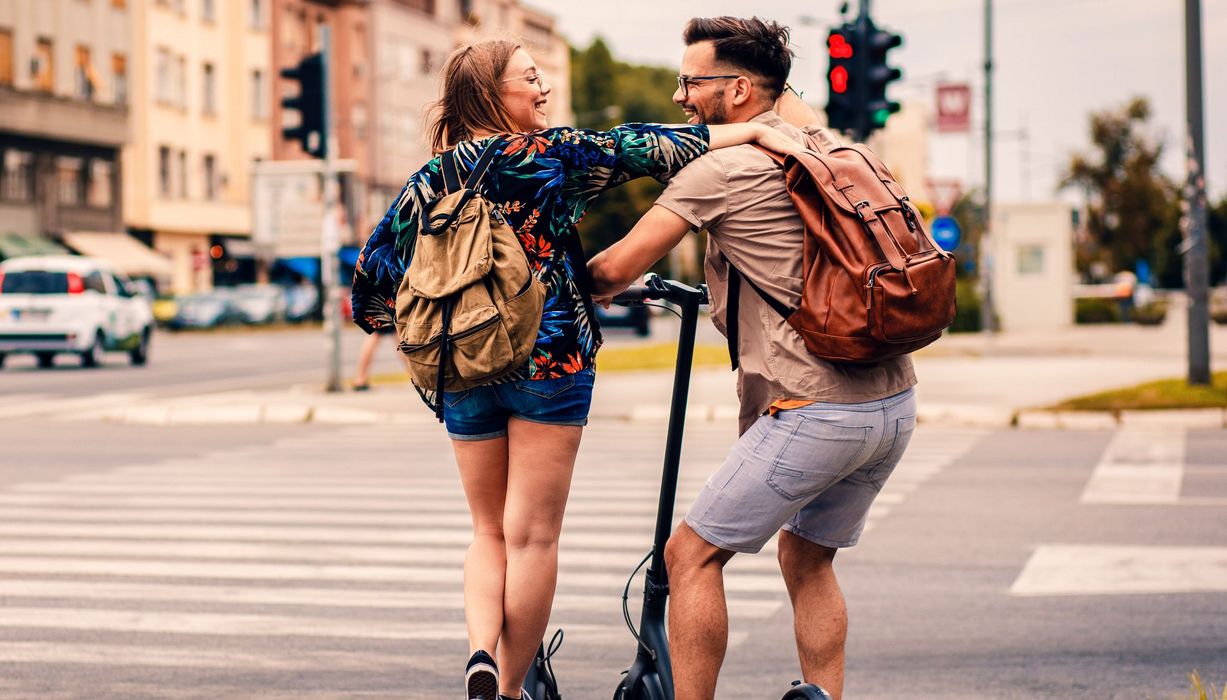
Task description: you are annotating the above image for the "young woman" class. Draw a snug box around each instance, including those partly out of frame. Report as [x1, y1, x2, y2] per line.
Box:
[351, 40, 802, 700]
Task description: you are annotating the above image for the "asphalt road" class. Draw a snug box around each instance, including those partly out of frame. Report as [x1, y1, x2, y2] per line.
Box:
[0, 412, 1223, 699]
[0, 317, 697, 402]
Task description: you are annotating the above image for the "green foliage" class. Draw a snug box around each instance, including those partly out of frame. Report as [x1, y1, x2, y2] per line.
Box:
[570, 38, 686, 260]
[1131, 300, 1168, 325]
[949, 278, 982, 333]
[1074, 297, 1124, 324]
[1061, 97, 1182, 283]
[949, 190, 985, 280]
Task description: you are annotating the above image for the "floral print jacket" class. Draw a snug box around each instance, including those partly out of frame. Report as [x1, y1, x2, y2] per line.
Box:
[351, 123, 710, 382]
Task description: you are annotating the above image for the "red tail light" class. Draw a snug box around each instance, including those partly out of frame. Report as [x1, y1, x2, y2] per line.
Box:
[67, 271, 85, 294]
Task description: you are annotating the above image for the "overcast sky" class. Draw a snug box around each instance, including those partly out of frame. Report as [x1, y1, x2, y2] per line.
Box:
[527, 0, 1226, 202]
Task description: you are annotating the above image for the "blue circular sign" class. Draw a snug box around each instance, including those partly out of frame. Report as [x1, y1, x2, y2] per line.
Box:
[930, 216, 962, 251]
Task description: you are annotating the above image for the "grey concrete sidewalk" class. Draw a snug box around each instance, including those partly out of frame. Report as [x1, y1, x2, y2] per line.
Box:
[73, 302, 1227, 429]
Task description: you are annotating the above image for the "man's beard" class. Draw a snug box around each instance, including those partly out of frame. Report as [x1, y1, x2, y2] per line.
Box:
[693, 89, 729, 125]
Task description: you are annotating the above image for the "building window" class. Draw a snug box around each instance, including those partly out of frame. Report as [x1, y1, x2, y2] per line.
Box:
[420, 49, 433, 76]
[74, 45, 96, 101]
[155, 48, 172, 104]
[57, 157, 84, 206]
[33, 38, 54, 92]
[158, 146, 171, 197]
[201, 0, 215, 22]
[203, 154, 217, 200]
[177, 150, 187, 198]
[1, 149, 34, 201]
[172, 0, 186, 14]
[1017, 244, 1045, 275]
[250, 0, 264, 29]
[251, 69, 266, 119]
[522, 20, 553, 50]
[175, 55, 186, 107]
[0, 28, 13, 86]
[112, 53, 127, 105]
[87, 159, 113, 208]
[202, 62, 216, 114]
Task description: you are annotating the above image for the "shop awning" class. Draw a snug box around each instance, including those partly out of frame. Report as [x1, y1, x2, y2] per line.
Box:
[60, 231, 173, 279]
[0, 233, 68, 259]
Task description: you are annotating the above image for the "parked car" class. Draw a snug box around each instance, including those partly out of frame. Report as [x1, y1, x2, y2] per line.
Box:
[283, 284, 320, 323]
[595, 302, 651, 337]
[231, 284, 287, 324]
[168, 292, 243, 330]
[0, 255, 154, 369]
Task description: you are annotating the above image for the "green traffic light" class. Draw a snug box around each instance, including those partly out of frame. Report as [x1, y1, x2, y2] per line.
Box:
[873, 108, 891, 126]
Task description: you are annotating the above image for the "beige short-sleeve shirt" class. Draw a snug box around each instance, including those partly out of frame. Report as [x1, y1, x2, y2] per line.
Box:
[654, 111, 917, 434]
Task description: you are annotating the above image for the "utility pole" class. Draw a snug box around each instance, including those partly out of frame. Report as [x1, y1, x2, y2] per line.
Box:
[320, 27, 343, 393]
[1184, 0, 1211, 385]
[979, 0, 997, 334]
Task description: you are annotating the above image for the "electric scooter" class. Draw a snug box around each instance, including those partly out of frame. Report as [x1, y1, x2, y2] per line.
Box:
[608, 275, 832, 700]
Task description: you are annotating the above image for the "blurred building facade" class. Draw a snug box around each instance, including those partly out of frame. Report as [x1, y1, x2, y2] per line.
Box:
[271, 0, 573, 251]
[122, 0, 273, 295]
[0, 0, 130, 256]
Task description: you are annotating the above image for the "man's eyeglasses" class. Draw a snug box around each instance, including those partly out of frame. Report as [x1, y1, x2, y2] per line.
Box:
[676, 74, 742, 99]
[502, 72, 546, 88]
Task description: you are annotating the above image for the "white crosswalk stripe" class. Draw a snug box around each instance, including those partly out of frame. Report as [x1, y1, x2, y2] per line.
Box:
[0, 421, 983, 676]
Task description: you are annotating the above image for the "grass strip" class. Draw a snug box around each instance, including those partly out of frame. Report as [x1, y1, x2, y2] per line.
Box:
[1051, 371, 1227, 411]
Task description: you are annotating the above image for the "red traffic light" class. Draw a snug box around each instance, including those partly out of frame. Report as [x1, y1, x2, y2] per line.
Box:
[830, 66, 849, 94]
[829, 33, 853, 59]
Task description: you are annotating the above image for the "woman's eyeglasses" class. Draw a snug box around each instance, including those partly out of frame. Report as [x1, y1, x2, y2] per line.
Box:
[502, 72, 546, 89]
[676, 74, 742, 99]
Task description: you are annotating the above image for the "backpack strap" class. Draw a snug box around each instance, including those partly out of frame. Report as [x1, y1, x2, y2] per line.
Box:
[441, 149, 462, 195]
[463, 142, 500, 190]
[725, 262, 793, 372]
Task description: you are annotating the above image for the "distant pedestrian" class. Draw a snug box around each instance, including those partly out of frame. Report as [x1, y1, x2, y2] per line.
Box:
[350, 38, 803, 700]
[588, 17, 919, 700]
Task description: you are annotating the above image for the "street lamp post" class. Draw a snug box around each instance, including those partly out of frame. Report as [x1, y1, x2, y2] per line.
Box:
[1183, 0, 1211, 385]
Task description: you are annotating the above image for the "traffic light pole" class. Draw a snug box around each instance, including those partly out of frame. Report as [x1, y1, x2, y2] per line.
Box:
[853, 1, 871, 142]
[319, 27, 343, 393]
[979, 0, 998, 334]
[1183, 0, 1211, 385]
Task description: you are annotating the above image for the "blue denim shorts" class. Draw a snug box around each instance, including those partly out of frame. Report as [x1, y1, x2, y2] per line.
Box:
[441, 368, 596, 441]
[686, 388, 917, 553]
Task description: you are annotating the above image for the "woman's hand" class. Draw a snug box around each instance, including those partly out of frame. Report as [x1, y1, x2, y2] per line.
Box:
[753, 123, 806, 159]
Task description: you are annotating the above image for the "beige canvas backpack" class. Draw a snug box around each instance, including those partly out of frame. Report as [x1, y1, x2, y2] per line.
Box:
[395, 144, 546, 419]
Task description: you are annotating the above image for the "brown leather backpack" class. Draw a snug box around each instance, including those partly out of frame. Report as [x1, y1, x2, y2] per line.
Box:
[730, 142, 957, 365]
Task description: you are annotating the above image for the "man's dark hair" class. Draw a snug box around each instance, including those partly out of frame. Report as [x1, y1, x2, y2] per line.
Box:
[683, 16, 793, 100]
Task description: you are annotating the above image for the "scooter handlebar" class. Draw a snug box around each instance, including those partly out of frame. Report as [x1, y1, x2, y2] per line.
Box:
[610, 273, 708, 307]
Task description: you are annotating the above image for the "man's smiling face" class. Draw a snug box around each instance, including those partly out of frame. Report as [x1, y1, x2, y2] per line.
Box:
[673, 41, 733, 126]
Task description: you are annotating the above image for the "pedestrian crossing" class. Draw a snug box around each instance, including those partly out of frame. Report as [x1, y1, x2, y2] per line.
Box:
[0, 420, 984, 696]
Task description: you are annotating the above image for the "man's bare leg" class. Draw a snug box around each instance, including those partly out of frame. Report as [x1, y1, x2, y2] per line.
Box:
[777, 530, 846, 699]
[664, 523, 737, 700]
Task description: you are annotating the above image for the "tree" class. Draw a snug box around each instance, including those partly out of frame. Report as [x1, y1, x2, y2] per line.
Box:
[1061, 97, 1181, 284]
[569, 38, 691, 275]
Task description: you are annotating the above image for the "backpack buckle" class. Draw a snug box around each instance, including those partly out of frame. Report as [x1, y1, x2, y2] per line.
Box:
[854, 200, 872, 220]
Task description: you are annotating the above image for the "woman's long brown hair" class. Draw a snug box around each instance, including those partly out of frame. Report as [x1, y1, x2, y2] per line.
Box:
[428, 40, 522, 153]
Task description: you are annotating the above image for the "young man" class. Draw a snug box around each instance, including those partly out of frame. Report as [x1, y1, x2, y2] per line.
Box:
[587, 17, 918, 700]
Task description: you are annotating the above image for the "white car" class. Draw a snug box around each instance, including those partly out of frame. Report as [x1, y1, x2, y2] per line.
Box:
[0, 255, 154, 369]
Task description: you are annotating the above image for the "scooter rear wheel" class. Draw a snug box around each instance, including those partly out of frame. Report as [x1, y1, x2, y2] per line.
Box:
[781, 682, 833, 699]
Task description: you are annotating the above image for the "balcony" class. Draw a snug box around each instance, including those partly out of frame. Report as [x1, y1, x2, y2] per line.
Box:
[0, 86, 129, 148]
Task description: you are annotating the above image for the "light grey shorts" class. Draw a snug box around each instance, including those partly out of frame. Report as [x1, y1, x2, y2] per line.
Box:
[685, 388, 917, 553]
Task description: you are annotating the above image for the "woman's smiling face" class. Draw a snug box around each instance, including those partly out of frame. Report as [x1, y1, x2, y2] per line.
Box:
[499, 48, 551, 131]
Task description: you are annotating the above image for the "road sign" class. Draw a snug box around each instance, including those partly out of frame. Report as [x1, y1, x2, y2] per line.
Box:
[931, 215, 962, 251]
[936, 83, 972, 133]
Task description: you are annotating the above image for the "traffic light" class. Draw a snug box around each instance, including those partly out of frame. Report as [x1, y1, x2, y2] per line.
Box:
[863, 22, 903, 135]
[825, 25, 859, 133]
[280, 52, 326, 159]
